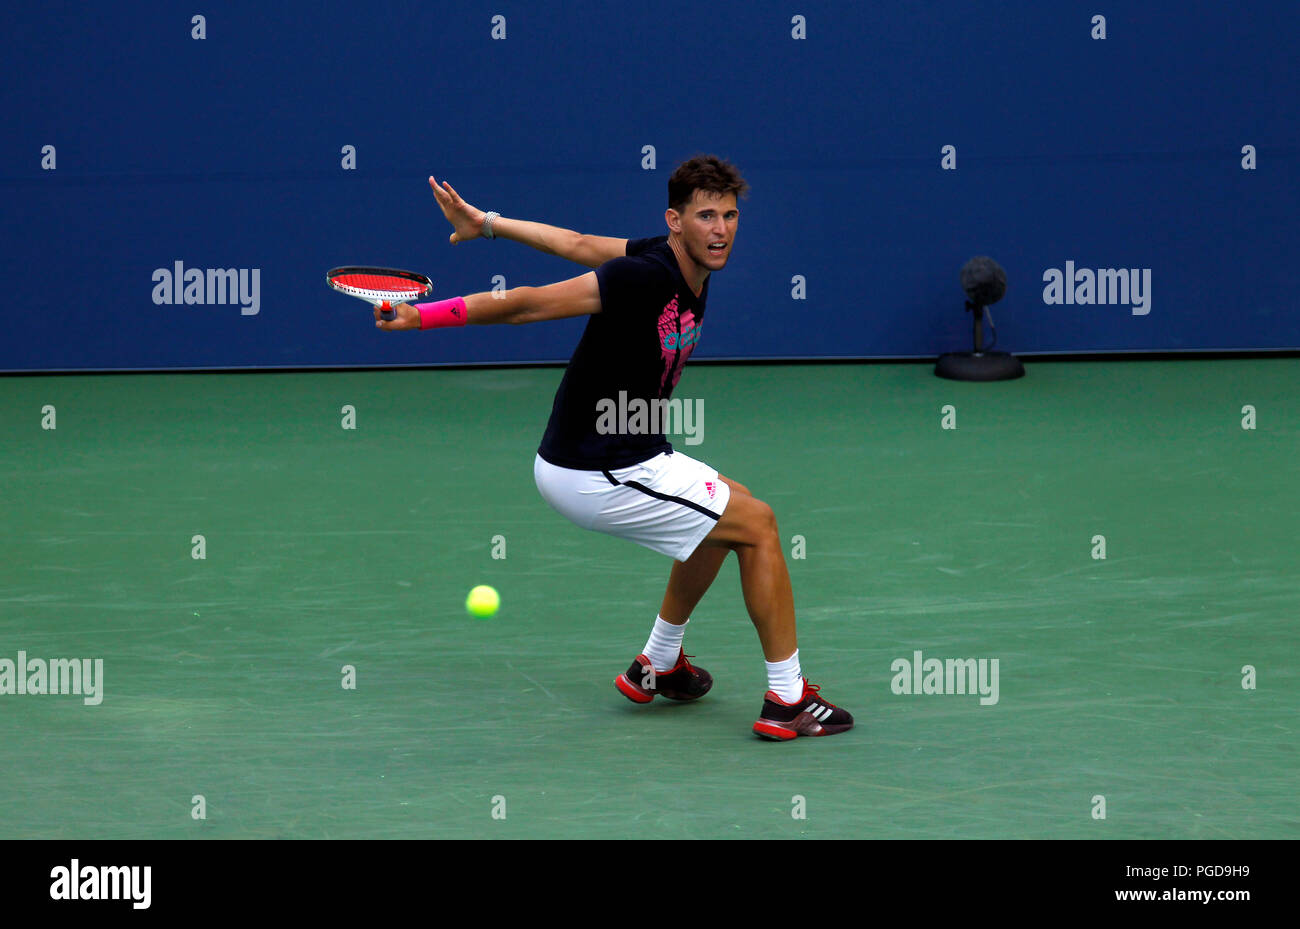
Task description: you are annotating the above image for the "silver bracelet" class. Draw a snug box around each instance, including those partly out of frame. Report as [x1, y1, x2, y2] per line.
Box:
[482, 211, 500, 239]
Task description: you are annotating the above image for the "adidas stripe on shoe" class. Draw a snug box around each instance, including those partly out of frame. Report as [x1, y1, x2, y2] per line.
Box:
[753, 678, 853, 740]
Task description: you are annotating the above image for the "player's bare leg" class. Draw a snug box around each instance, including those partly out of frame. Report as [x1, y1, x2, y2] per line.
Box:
[696, 482, 852, 738]
[659, 547, 729, 625]
[697, 487, 798, 661]
[616, 477, 748, 703]
[615, 544, 719, 700]
[657, 476, 752, 625]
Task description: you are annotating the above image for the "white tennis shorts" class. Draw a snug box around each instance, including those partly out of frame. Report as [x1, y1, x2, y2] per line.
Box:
[533, 450, 732, 562]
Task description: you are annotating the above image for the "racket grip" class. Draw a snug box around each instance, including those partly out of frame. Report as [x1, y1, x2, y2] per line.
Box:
[380, 300, 396, 322]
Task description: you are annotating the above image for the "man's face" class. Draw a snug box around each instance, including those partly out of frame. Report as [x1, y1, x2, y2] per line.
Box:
[669, 190, 739, 273]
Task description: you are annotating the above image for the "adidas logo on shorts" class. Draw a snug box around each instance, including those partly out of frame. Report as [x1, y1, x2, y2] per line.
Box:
[704, 481, 716, 498]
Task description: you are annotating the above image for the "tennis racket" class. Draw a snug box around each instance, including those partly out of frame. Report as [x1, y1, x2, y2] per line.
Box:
[326, 266, 432, 321]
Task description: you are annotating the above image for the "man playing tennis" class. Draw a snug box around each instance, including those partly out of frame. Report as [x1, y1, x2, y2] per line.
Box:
[377, 156, 852, 740]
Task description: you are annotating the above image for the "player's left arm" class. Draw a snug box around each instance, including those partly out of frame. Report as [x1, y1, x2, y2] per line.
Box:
[376, 272, 602, 330]
[469, 272, 602, 325]
[429, 176, 627, 268]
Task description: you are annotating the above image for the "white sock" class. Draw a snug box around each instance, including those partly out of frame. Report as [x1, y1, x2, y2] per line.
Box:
[765, 650, 804, 703]
[642, 616, 688, 671]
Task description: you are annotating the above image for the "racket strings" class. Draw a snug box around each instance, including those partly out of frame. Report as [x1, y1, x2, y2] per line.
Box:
[332, 273, 427, 295]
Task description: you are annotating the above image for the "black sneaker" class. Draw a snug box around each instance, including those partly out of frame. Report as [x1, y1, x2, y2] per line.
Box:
[753, 678, 853, 740]
[615, 650, 713, 703]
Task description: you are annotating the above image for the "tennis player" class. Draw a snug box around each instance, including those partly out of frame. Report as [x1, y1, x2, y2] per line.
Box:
[378, 156, 852, 740]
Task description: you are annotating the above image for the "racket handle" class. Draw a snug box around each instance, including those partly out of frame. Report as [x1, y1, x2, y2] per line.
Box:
[379, 300, 396, 322]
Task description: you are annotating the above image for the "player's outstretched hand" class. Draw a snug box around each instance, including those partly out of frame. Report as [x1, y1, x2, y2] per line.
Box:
[374, 302, 420, 331]
[429, 175, 486, 244]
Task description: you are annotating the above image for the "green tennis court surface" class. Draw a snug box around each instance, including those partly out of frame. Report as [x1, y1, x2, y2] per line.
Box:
[1, 360, 1296, 839]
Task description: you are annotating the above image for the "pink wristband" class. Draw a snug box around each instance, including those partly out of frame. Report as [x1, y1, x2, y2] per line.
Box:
[416, 297, 468, 329]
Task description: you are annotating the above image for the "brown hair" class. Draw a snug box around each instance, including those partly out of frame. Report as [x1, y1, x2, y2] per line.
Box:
[668, 155, 749, 214]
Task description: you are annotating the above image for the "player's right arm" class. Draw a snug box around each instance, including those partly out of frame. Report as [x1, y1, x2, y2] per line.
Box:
[376, 272, 602, 330]
[429, 176, 627, 268]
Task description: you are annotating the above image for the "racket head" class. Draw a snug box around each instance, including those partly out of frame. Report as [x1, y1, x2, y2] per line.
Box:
[327, 267, 432, 319]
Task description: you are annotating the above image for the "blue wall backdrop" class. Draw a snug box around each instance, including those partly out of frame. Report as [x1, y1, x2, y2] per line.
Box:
[3, 1, 1296, 371]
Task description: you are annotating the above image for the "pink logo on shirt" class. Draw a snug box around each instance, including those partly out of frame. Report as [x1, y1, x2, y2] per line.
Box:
[657, 296, 700, 392]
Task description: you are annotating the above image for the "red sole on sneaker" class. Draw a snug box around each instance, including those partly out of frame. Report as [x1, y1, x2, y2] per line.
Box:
[615, 674, 653, 704]
[753, 718, 854, 740]
[753, 721, 798, 741]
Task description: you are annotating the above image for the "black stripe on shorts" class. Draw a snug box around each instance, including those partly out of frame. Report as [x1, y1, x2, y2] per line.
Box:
[601, 470, 722, 520]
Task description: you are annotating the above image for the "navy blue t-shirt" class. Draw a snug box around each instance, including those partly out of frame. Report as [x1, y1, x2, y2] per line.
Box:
[537, 236, 709, 469]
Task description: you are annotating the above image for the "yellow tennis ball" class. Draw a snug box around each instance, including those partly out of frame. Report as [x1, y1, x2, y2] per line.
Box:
[466, 585, 500, 618]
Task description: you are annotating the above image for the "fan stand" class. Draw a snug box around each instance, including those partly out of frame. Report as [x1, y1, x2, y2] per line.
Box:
[935, 301, 1025, 381]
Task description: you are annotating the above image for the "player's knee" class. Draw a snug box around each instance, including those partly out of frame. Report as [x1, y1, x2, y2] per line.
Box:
[748, 498, 779, 541]
[714, 491, 779, 549]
